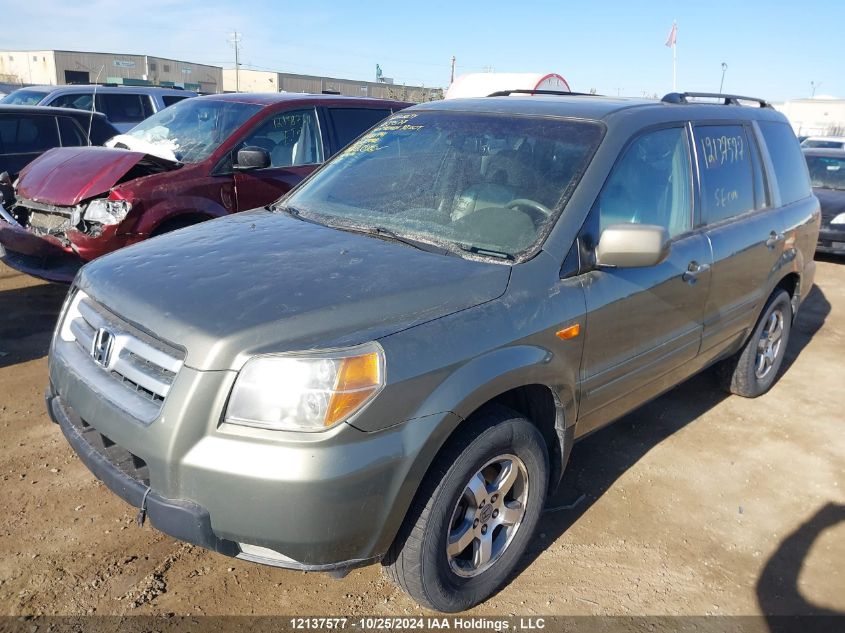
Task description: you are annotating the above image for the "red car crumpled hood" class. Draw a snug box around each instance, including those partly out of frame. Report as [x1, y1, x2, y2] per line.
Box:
[16, 147, 177, 207]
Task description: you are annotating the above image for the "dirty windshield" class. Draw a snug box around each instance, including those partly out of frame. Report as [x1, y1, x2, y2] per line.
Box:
[120, 98, 261, 164]
[284, 111, 603, 259]
[806, 154, 845, 190]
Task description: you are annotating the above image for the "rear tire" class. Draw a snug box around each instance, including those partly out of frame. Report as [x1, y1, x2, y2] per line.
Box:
[718, 289, 792, 397]
[383, 404, 548, 612]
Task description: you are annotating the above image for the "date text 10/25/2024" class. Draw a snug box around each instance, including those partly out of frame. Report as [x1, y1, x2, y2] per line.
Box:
[289, 617, 548, 631]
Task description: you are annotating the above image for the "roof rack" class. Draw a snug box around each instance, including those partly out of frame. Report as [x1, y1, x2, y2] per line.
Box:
[487, 89, 596, 97]
[662, 92, 771, 108]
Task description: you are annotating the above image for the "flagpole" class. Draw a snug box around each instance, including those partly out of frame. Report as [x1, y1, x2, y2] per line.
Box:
[672, 20, 677, 91]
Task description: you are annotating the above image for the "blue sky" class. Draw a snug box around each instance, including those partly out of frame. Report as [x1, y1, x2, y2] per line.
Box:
[3, 0, 841, 101]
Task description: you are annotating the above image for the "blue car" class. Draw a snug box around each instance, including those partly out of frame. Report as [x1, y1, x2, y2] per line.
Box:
[1, 85, 196, 132]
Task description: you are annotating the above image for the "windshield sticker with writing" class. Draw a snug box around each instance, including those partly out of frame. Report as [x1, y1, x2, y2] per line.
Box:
[342, 113, 424, 155]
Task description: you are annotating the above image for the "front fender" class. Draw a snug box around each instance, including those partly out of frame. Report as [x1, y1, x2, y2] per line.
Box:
[416, 344, 570, 425]
[124, 195, 232, 236]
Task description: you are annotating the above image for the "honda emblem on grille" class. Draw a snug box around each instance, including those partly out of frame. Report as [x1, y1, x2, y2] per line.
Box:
[91, 328, 115, 367]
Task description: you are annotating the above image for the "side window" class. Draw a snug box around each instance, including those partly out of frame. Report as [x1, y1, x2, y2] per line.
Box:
[694, 124, 756, 224]
[162, 95, 189, 107]
[48, 93, 94, 111]
[748, 130, 769, 210]
[598, 126, 692, 238]
[241, 108, 323, 168]
[0, 114, 60, 154]
[141, 96, 155, 119]
[96, 94, 147, 124]
[328, 108, 391, 150]
[57, 116, 88, 146]
[758, 121, 812, 205]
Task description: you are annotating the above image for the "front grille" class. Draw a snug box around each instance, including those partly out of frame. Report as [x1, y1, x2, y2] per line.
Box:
[15, 196, 82, 236]
[65, 293, 185, 417]
[27, 211, 75, 233]
[68, 411, 150, 486]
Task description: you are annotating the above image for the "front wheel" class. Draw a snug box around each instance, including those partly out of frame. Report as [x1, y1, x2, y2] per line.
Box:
[383, 405, 548, 612]
[718, 289, 792, 397]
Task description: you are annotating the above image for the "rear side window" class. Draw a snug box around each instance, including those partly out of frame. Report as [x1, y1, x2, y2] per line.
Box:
[0, 114, 60, 153]
[96, 94, 148, 124]
[759, 121, 812, 205]
[58, 116, 88, 146]
[328, 108, 391, 149]
[694, 124, 756, 224]
[162, 95, 189, 107]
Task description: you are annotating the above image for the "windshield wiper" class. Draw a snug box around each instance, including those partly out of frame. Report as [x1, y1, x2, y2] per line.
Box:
[360, 226, 457, 256]
[458, 244, 515, 260]
[322, 223, 451, 256]
[271, 203, 327, 226]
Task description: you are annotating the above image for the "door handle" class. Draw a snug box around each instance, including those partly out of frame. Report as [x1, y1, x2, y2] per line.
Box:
[766, 230, 785, 249]
[682, 260, 710, 284]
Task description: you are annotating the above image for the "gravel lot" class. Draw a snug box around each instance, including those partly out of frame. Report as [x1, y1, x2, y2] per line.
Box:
[0, 258, 842, 618]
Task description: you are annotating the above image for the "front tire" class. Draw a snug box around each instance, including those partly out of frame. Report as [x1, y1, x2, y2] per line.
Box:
[718, 289, 792, 397]
[384, 405, 549, 612]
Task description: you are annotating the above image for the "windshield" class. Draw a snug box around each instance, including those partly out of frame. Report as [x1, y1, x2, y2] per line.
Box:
[284, 111, 604, 259]
[121, 98, 261, 163]
[806, 155, 845, 190]
[802, 139, 845, 150]
[1, 90, 49, 105]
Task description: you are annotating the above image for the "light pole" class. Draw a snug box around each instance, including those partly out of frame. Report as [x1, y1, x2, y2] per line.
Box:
[811, 81, 822, 98]
[719, 62, 728, 94]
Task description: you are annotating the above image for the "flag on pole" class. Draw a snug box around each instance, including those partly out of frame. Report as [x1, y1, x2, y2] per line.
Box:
[665, 21, 677, 47]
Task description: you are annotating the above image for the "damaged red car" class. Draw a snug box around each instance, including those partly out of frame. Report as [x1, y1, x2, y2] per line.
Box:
[0, 93, 409, 282]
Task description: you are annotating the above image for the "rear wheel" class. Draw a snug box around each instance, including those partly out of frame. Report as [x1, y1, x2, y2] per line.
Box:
[718, 289, 792, 397]
[384, 405, 548, 612]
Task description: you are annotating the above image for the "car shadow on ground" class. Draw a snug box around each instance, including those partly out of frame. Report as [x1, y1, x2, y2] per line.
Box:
[506, 284, 832, 594]
[0, 280, 68, 368]
[756, 502, 845, 622]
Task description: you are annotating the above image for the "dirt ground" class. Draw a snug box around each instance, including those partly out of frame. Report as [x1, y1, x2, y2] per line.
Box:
[0, 258, 842, 619]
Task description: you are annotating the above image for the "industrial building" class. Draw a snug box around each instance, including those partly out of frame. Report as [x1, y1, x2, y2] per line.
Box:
[222, 68, 441, 102]
[0, 50, 223, 93]
[773, 97, 845, 137]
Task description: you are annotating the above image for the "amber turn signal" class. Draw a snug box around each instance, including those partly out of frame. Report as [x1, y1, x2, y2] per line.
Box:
[326, 352, 383, 426]
[556, 323, 581, 340]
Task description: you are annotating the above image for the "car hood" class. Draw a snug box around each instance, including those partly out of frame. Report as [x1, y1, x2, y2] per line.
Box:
[77, 210, 511, 371]
[813, 187, 845, 224]
[16, 146, 179, 207]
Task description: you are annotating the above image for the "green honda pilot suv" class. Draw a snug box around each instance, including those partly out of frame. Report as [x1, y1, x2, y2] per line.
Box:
[47, 91, 820, 611]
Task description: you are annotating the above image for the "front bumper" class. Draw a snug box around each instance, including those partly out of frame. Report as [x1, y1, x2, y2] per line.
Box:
[50, 393, 239, 558]
[816, 226, 845, 254]
[47, 359, 456, 571]
[0, 220, 83, 282]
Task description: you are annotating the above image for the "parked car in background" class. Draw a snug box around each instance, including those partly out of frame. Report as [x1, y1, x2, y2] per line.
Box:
[800, 135, 845, 150]
[804, 148, 845, 254]
[1, 85, 195, 132]
[47, 91, 819, 611]
[0, 105, 118, 179]
[0, 93, 410, 281]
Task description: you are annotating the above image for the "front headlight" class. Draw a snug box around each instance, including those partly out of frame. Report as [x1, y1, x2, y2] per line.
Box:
[58, 289, 87, 342]
[831, 212, 845, 225]
[224, 342, 385, 432]
[83, 198, 131, 225]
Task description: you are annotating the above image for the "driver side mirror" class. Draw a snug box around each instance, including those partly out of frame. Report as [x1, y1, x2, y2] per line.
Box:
[596, 223, 671, 268]
[234, 147, 271, 171]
